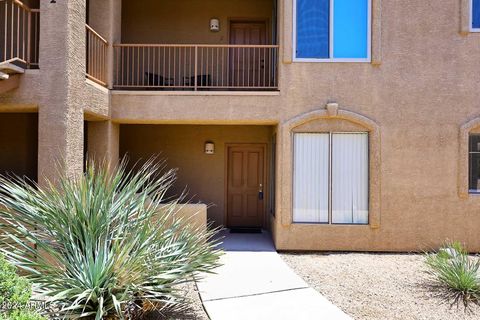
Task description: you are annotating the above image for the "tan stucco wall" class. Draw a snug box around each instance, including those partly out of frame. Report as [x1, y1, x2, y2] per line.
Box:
[0, 113, 38, 181]
[121, 0, 274, 44]
[2, 0, 480, 251]
[110, 0, 480, 252]
[0, 0, 111, 184]
[119, 124, 273, 226]
[157, 204, 208, 231]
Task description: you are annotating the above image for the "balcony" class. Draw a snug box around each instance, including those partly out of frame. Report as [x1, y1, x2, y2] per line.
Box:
[112, 44, 278, 91]
[111, 0, 279, 91]
[86, 24, 108, 86]
[0, 0, 39, 86]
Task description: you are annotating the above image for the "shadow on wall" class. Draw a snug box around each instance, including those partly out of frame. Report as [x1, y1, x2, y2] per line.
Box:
[119, 124, 275, 227]
[0, 113, 38, 182]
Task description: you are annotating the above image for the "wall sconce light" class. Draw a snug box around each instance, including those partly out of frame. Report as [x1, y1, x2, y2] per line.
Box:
[210, 18, 220, 32]
[205, 141, 215, 155]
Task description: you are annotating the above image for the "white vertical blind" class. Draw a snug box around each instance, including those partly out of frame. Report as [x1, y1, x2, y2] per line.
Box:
[331, 133, 369, 224]
[293, 133, 329, 223]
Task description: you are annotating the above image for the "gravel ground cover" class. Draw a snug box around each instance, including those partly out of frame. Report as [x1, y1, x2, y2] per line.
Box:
[281, 252, 480, 320]
[144, 279, 209, 320]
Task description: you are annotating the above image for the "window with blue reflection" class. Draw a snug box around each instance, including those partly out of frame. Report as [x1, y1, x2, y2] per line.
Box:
[333, 0, 369, 59]
[473, 0, 480, 29]
[295, 0, 370, 60]
[296, 0, 330, 59]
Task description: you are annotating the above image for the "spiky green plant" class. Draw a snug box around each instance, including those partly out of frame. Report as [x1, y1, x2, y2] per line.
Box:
[425, 242, 480, 309]
[0, 159, 222, 319]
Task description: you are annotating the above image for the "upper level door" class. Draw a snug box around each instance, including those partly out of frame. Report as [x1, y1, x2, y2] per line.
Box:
[229, 21, 268, 88]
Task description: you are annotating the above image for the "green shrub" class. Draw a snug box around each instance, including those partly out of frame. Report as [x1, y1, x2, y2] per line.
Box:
[0, 254, 31, 306]
[0, 310, 46, 320]
[0, 159, 222, 319]
[425, 242, 480, 308]
[0, 255, 46, 320]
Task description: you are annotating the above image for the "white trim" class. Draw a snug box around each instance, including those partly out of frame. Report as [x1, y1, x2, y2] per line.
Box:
[293, 57, 371, 63]
[292, 0, 298, 60]
[329, 0, 334, 59]
[471, 0, 480, 32]
[292, 0, 372, 63]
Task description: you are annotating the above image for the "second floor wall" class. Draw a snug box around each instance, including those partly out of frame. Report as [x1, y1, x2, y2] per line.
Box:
[121, 0, 277, 45]
[1, 0, 479, 124]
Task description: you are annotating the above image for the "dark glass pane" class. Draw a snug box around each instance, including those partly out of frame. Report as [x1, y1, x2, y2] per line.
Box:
[296, 0, 330, 59]
[469, 135, 480, 192]
[469, 134, 480, 152]
[473, 0, 480, 29]
[469, 154, 480, 191]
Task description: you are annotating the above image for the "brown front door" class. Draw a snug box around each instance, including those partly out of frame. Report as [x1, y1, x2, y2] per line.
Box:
[226, 144, 265, 228]
[229, 21, 268, 87]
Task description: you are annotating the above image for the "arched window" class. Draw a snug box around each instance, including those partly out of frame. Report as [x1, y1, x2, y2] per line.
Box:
[279, 106, 381, 228]
[459, 117, 480, 197]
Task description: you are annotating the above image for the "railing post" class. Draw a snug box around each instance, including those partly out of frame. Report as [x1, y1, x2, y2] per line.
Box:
[26, 9, 31, 65]
[194, 45, 198, 91]
[4, 0, 7, 61]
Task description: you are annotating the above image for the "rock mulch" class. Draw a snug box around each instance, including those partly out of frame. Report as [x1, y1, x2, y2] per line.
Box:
[144, 280, 209, 320]
[280, 252, 480, 320]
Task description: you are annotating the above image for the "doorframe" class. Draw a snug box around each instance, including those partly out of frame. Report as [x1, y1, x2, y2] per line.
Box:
[227, 18, 271, 88]
[224, 143, 268, 228]
[227, 18, 271, 45]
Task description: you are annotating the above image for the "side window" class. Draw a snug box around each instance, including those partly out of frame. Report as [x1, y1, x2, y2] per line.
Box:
[469, 134, 480, 193]
[294, 0, 371, 62]
[472, 0, 480, 31]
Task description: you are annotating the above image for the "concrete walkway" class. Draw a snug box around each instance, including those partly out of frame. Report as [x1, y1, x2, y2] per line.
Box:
[196, 231, 352, 320]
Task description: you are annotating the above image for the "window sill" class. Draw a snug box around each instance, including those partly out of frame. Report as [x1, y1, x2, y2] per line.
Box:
[292, 58, 371, 63]
[292, 222, 369, 226]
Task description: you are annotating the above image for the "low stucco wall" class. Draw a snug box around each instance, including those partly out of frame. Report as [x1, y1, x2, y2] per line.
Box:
[173, 203, 208, 230]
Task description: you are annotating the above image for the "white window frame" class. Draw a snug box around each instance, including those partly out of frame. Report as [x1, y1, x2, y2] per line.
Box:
[292, 0, 372, 63]
[292, 132, 370, 225]
[471, 0, 480, 32]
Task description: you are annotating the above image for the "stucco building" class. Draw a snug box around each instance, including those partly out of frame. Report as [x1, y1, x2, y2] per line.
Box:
[0, 0, 479, 251]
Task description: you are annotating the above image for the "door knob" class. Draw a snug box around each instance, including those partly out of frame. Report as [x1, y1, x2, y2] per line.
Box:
[259, 184, 264, 200]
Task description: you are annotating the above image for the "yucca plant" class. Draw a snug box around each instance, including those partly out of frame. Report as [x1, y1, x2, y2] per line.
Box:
[425, 242, 480, 309]
[0, 159, 222, 319]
